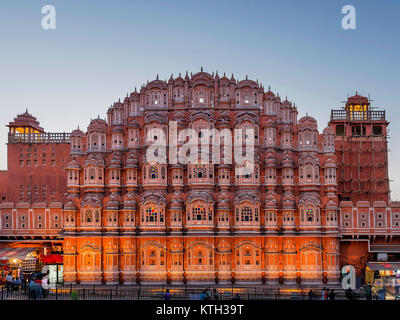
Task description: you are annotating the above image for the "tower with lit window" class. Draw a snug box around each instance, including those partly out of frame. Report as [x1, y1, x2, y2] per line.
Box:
[329, 93, 390, 204]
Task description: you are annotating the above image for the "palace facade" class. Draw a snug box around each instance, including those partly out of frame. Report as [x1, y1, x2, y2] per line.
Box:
[0, 70, 399, 286]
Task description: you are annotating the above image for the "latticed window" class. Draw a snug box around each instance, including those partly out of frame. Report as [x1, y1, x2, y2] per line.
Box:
[191, 205, 206, 221]
[146, 206, 158, 222]
[149, 166, 158, 179]
[86, 210, 92, 223]
[193, 164, 207, 179]
[241, 206, 253, 222]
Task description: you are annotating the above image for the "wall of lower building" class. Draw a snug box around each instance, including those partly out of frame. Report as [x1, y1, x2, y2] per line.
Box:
[339, 241, 368, 278]
[0, 171, 8, 201]
[6, 143, 70, 203]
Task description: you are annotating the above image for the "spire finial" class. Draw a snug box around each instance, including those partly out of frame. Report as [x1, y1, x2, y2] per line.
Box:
[268, 85, 270, 90]
[201, 66, 203, 72]
[156, 74, 159, 80]
[246, 74, 248, 80]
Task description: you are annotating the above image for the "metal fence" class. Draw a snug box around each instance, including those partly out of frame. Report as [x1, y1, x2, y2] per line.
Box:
[0, 284, 347, 300]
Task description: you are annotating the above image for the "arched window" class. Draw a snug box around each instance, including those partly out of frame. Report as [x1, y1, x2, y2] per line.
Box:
[142, 164, 167, 186]
[235, 162, 259, 185]
[82, 207, 101, 227]
[188, 163, 214, 185]
[85, 209, 92, 223]
[235, 203, 259, 227]
[149, 166, 158, 179]
[128, 129, 140, 148]
[236, 245, 260, 268]
[141, 202, 165, 227]
[301, 205, 320, 225]
[187, 201, 213, 225]
[265, 167, 277, 185]
[188, 245, 213, 267]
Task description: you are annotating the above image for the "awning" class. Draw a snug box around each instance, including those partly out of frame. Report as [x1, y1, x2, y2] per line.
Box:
[0, 247, 38, 260]
[41, 254, 63, 264]
[366, 262, 400, 271]
[370, 244, 400, 253]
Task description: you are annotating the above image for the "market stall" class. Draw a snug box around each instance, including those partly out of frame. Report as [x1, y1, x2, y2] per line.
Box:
[0, 247, 39, 283]
[365, 262, 400, 299]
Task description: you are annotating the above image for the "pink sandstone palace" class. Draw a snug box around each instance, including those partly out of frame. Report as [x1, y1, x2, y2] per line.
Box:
[0, 69, 398, 286]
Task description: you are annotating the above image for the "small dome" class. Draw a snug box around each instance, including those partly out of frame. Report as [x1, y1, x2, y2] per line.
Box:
[109, 153, 122, 168]
[88, 118, 107, 132]
[298, 116, 318, 130]
[125, 152, 139, 168]
[323, 126, 334, 135]
[67, 158, 81, 170]
[64, 200, 77, 211]
[71, 128, 84, 137]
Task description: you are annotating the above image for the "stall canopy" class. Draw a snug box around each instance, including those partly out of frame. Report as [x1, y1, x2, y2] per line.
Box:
[0, 247, 38, 260]
[370, 244, 400, 253]
[366, 262, 400, 271]
[41, 254, 63, 264]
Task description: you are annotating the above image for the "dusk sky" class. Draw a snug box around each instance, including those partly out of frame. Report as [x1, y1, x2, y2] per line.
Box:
[0, 0, 399, 198]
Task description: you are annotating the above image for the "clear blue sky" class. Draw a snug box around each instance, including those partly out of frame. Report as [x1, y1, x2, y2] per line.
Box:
[0, 0, 399, 198]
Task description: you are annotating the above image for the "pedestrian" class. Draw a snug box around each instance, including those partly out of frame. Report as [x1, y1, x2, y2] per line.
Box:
[328, 289, 335, 300]
[29, 277, 36, 300]
[5, 273, 14, 292]
[321, 287, 326, 300]
[379, 286, 386, 300]
[13, 277, 21, 291]
[20, 272, 25, 290]
[233, 293, 241, 300]
[308, 289, 313, 300]
[162, 288, 171, 301]
[205, 288, 210, 300]
[213, 288, 219, 300]
[41, 275, 50, 298]
[35, 276, 43, 299]
[199, 290, 206, 300]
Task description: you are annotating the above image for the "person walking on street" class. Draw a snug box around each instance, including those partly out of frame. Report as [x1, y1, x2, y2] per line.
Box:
[199, 290, 206, 300]
[308, 289, 313, 300]
[379, 286, 386, 300]
[205, 288, 210, 300]
[365, 285, 372, 300]
[41, 275, 50, 298]
[13, 277, 21, 291]
[321, 287, 326, 300]
[162, 289, 171, 301]
[29, 277, 36, 300]
[233, 293, 241, 300]
[34, 276, 42, 299]
[213, 288, 219, 300]
[328, 289, 335, 300]
[5, 273, 14, 293]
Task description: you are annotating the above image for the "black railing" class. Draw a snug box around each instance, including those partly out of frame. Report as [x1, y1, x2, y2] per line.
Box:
[0, 284, 347, 300]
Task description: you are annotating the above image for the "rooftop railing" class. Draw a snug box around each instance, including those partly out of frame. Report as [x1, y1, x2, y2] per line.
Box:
[8, 132, 71, 144]
[331, 109, 386, 121]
